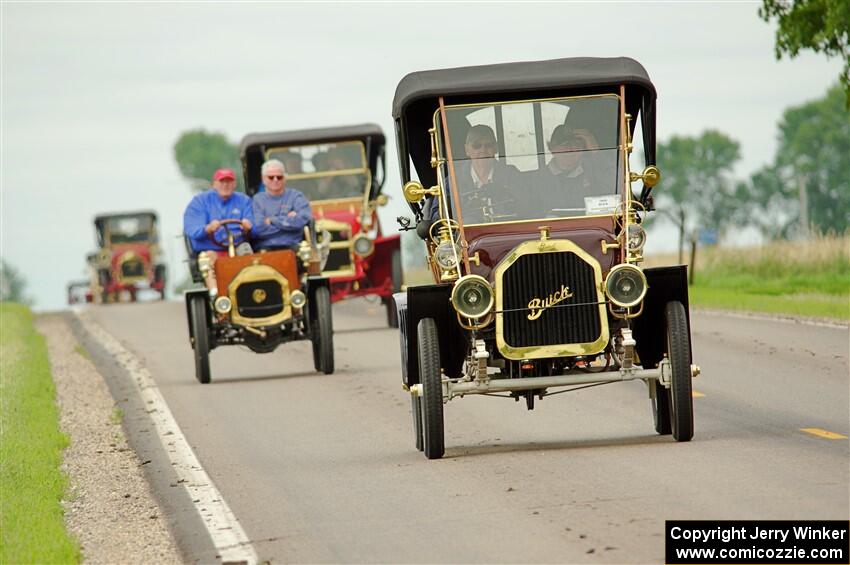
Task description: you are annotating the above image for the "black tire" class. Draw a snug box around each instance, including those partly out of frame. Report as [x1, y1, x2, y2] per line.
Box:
[313, 286, 335, 374]
[311, 328, 321, 372]
[386, 297, 399, 328]
[387, 250, 402, 328]
[665, 301, 693, 441]
[189, 294, 211, 384]
[418, 318, 444, 459]
[652, 380, 672, 435]
[411, 394, 424, 452]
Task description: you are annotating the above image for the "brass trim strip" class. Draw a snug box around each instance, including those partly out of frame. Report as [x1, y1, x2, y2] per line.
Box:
[438, 96, 470, 273]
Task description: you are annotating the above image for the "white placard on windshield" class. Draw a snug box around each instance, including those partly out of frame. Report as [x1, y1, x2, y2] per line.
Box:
[585, 195, 619, 215]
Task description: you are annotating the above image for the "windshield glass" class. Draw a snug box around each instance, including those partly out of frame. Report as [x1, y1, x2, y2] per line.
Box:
[106, 216, 154, 244]
[267, 140, 369, 201]
[434, 95, 621, 224]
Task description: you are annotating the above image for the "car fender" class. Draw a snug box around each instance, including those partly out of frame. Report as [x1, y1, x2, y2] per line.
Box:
[632, 265, 692, 369]
[184, 288, 210, 345]
[399, 283, 466, 387]
[306, 276, 331, 323]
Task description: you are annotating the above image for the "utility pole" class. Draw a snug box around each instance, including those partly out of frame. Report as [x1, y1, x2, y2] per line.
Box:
[797, 173, 809, 239]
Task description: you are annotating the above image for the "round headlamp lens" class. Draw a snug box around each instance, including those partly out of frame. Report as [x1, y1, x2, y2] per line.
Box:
[290, 290, 306, 309]
[605, 265, 647, 308]
[353, 234, 374, 257]
[451, 275, 494, 319]
[214, 296, 232, 314]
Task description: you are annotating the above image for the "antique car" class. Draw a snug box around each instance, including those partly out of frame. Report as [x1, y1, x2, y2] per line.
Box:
[239, 124, 402, 326]
[91, 211, 166, 302]
[183, 219, 334, 383]
[392, 57, 698, 459]
[66, 280, 92, 305]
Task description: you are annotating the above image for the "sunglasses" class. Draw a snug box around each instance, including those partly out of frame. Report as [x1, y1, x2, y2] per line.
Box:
[265, 175, 284, 181]
[469, 142, 496, 150]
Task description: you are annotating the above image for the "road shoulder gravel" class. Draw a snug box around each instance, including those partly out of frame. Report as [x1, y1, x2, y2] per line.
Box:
[37, 313, 182, 564]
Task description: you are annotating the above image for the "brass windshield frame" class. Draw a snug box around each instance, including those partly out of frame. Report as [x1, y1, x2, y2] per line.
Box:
[265, 140, 372, 202]
[430, 93, 624, 229]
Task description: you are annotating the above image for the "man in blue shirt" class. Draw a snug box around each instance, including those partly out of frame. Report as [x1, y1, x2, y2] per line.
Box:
[252, 159, 312, 251]
[183, 168, 255, 293]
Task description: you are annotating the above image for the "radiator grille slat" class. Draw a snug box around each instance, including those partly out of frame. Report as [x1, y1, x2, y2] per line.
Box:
[502, 252, 601, 347]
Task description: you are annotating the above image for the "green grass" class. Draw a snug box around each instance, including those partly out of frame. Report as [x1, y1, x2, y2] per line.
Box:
[110, 407, 124, 426]
[686, 235, 849, 320]
[689, 285, 849, 320]
[1, 303, 80, 564]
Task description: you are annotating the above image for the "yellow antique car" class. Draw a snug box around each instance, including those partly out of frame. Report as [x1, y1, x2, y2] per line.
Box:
[184, 220, 334, 383]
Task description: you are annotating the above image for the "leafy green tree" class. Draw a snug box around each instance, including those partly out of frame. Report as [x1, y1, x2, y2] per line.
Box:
[654, 130, 743, 261]
[173, 129, 241, 191]
[747, 84, 849, 237]
[0, 258, 31, 304]
[760, 0, 850, 104]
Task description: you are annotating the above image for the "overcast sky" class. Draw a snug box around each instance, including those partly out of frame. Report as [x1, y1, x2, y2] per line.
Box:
[1, 2, 842, 311]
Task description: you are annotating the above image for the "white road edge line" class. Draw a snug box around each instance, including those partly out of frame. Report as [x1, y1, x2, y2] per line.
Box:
[75, 311, 259, 565]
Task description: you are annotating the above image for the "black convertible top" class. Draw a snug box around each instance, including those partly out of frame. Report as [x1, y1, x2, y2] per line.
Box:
[93, 210, 158, 247]
[238, 123, 385, 157]
[392, 57, 657, 190]
[393, 57, 654, 118]
[239, 123, 386, 197]
[94, 210, 158, 225]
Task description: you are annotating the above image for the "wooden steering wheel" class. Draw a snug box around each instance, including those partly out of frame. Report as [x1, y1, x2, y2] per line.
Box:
[208, 219, 250, 249]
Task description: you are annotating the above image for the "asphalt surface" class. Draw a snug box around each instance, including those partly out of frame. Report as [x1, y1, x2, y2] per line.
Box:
[82, 299, 849, 564]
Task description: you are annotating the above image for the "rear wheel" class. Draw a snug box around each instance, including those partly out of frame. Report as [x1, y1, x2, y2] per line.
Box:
[418, 318, 444, 459]
[665, 301, 693, 441]
[189, 294, 211, 384]
[313, 286, 335, 374]
[386, 250, 402, 328]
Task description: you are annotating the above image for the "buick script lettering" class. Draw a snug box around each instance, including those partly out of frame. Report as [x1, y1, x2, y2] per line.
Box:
[527, 284, 574, 320]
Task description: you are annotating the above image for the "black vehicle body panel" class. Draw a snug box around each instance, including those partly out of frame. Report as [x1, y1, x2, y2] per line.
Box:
[400, 284, 466, 387]
[633, 265, 692, 368]
[185, 288, 212, 349]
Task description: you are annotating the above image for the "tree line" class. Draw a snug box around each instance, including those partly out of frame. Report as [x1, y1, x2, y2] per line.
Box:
[655, 84, 848, 262]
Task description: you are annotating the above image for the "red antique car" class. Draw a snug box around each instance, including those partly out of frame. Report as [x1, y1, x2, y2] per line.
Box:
[240, 124, 402, 325]
[92, 211, 166, 302]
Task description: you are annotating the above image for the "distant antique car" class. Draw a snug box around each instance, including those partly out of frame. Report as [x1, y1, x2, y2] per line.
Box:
[92, 211, 166, 302]
[240, 124, 402, 326]
[66, 280, 92, 305]
[392, 57, 698, 459]
[183, 220, 334, 383]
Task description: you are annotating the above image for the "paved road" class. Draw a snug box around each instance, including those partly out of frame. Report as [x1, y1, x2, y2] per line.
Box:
[82, 300, 849, 563]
